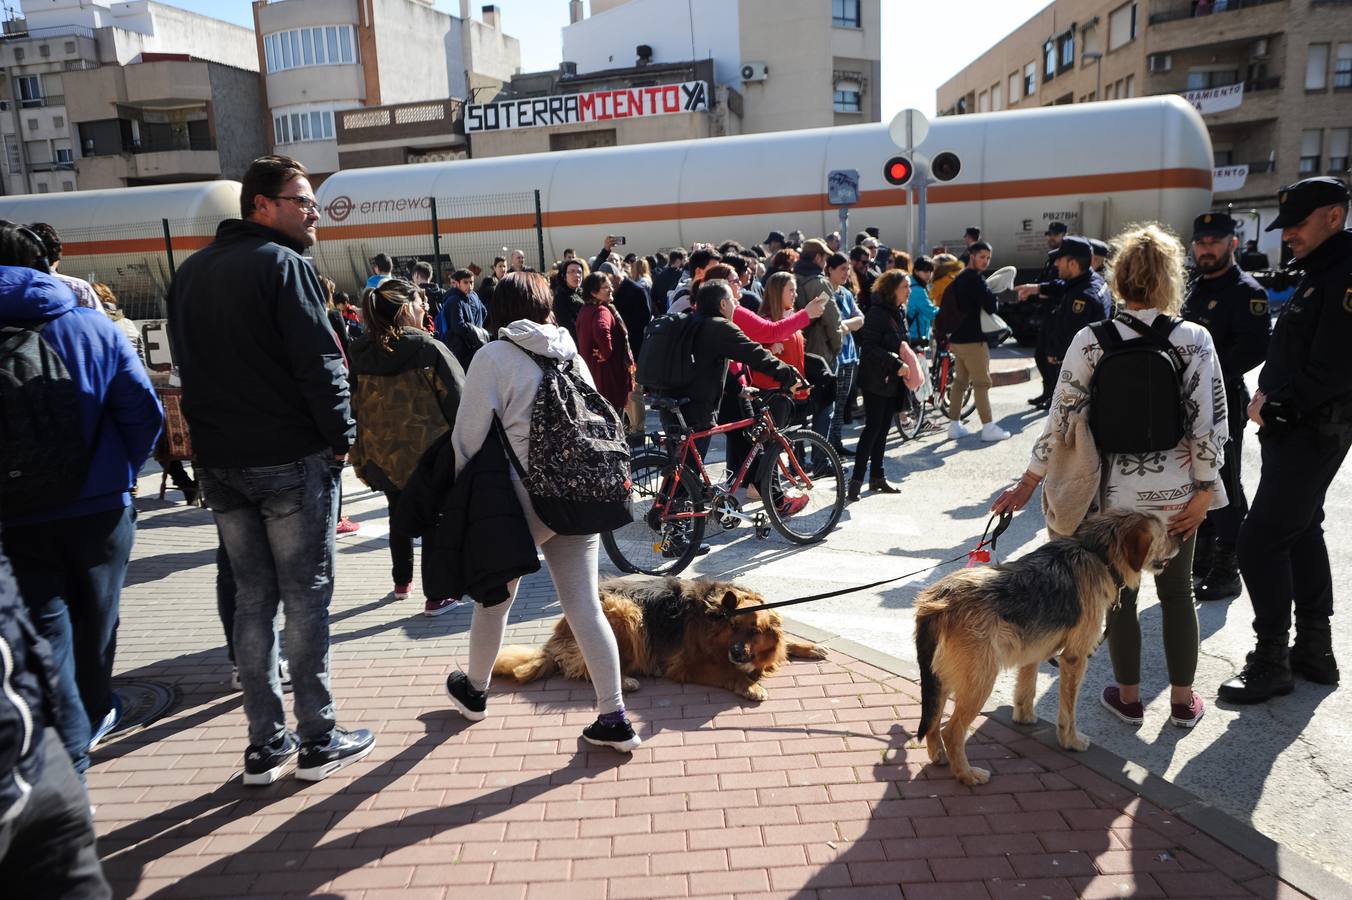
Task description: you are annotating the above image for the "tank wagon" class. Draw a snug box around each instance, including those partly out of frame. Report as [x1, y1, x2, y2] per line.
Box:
[313, 95, 1213, 291]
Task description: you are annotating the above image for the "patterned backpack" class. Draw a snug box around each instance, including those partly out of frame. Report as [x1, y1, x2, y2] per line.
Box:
[497, 344, 633, 535]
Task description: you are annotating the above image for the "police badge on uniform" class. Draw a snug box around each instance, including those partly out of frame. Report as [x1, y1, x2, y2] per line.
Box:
[1072, 298, 1085, 313]
[1250, 297, 1268, 315]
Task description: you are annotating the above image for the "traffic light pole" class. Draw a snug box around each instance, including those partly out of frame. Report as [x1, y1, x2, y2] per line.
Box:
[915, 158, 930, 259]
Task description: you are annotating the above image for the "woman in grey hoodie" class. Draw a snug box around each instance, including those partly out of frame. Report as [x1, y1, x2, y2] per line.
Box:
[442, 272, 639, 752]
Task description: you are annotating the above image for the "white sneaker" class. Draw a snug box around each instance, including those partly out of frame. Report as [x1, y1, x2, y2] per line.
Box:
[947, 421, 970, 441]
[980, 422, 1011, 442]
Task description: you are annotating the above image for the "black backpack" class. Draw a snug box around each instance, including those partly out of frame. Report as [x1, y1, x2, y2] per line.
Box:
[635, 312, 702, 392]
[497, 344, 633, 535]
[1088, 315, 1186, 454]
[0, 321, 91, 517]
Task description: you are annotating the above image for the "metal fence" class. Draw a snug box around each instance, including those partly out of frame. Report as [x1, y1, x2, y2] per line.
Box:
[55, 189, 547, 321]
[312, 189, 545, 296]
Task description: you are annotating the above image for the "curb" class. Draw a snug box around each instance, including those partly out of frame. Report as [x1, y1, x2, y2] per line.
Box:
[785, 618, 1352, 900]
[990, 358, 1035, 387]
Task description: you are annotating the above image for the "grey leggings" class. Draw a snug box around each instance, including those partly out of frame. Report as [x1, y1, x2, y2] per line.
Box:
[465, 481, 625, 715]
[1106, 533, 1198, 687]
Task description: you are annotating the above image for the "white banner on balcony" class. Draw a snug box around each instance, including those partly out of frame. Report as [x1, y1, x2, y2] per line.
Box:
[1214, 164, 1249, 193]
[1182, 82, 1244, 115]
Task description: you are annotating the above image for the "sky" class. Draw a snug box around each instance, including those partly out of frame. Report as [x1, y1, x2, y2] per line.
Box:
[155, 0, 1051, 118]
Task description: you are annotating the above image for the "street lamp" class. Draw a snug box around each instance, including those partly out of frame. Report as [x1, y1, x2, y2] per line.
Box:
[1083, 51, 1104, 102]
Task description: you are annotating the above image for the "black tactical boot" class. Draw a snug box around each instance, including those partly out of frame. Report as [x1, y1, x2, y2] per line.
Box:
[1191, 534, 1214, 585]
[1195, 547, 1241, 603]
[1291, 618, 1340, 685]
[1218, 638, 1295, 704]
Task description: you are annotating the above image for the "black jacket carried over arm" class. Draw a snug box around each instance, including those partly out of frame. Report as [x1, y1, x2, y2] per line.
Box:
[393, 428, 539, 606]
[166, 219, 354, 467]
[856, 303, 906, 398]
[947, 267, 1000, 344]
[677, 314, 797, 429]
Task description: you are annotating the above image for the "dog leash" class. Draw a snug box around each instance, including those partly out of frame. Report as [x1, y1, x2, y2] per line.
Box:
[725, 511, 1013, 618]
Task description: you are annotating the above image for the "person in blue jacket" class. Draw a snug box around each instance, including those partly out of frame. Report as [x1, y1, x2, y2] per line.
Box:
[434, 268, 488, 371]
[907, 255, 938, 345]
[0, 223, 162, 778]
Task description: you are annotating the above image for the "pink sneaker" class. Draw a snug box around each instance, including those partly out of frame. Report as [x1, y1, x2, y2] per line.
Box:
[336, 516, 360, 535]
[1170, 693, 1206, 728]
[393, 582, 412, 600]
[776, 494, 809, 517]
[1099, 686, 1144, 725]
[424, 598, 461, 617]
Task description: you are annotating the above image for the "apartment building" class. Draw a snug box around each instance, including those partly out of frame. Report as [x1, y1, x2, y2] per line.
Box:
[0, 0, 258, 195]
[464, 0, 880, 157]
[253, 0, 520, 179]
[936, 0, 1352, 258]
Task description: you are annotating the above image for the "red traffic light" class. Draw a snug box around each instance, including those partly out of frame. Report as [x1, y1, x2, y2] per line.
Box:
[884, 155, 913, 187]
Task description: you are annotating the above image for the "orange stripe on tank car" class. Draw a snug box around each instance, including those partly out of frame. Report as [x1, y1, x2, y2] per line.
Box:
[311, 167, 1212, 240]
[62, 235, 214, 255]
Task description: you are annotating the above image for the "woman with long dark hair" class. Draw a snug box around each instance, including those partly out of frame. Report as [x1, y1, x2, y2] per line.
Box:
[576, 270, 635, 413]
[850, 270, 911, 500]
[349, 278, 465, 615]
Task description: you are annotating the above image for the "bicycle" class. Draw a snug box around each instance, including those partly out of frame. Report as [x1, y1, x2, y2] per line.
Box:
[601, 388, 846, 576]
[893, 340, 969, 442]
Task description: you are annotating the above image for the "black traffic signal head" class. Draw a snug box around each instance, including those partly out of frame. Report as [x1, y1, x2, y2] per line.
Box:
[884, 156, 913, 187]
[931, 151, 962, 182]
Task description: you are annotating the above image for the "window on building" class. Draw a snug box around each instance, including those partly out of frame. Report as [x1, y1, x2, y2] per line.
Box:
[24, 140, 49, 165]
[1335, 43, 1352, 89]
[1044, 41, 1056, 80]
[991, 81, 1003, 111]
[17, 75, 42, 108]
[1329, 128, 1350, 173]
[1057, 30, 1075, 73]
[1307, 43, 1329, 90]
[273, 108, 337, 144]
[1300, 129, 1323, 174]
[3, 135, 20, 174]
[831, 0, 860, 28]
[978, 90, 989, 112]
[1124, 74, 1135, 96]
[62, 181, 73, 191]
[54, 140, 72, 165]
[1108, 2, 1138, 52]
[1214, 148, 1234, 166]
[1186, 69, 1238, 90]
[1009, 72, 1020, 104]
[36, 184, 48, 194]
[1024, 61, 1037, 96]
[264, 25, 358, 73]
[833, 81, 862, 113]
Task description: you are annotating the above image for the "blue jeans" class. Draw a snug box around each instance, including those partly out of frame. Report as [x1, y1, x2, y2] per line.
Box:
[3, 506, 134, 775]
[829, 361, 858, 446]
[198, 450, 340, 747]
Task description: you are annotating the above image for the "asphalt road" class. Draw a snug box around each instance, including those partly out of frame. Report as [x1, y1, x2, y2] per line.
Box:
[614, 359, 1352, 884]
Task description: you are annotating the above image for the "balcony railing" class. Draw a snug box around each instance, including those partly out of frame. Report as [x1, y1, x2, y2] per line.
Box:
[1245, 76, 1281, 92]
[0, 24, 95, 41]
[1149, 0, 1283, 26]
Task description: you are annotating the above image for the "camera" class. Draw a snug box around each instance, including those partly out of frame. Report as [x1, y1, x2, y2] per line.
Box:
[609, 235, 626, 246]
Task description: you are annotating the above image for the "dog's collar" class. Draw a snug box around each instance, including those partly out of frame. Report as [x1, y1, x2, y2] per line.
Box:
[1090, 546, 1128, 604]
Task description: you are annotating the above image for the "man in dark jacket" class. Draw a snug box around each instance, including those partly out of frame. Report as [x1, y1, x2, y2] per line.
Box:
[434, 269, 488, 370]
[650, 248, 685, 314]
[793, 239, 842, 364]
[0, 228, 161, 778]
[167, 155, 374, 785]
[0, 545, 111, 897]
[945, 242, 1010, 442]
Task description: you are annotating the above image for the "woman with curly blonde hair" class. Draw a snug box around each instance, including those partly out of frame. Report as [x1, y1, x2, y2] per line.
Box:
[993, 222, 1229, 731]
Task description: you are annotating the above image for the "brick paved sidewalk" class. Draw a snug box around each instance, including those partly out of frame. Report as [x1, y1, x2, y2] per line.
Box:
[92, 483, 1324, 899]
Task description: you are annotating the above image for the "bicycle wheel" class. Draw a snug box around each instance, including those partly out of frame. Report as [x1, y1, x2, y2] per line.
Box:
[893, 390, 927, 442]
[758, 428, 844, 544]
[601, 452, 707, 575]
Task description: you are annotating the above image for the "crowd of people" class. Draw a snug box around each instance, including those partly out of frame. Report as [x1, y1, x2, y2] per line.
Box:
[0, 149, 1348, 897]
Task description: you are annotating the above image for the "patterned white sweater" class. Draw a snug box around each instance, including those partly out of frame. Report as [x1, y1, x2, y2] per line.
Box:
[1027, 308, 1230, 516]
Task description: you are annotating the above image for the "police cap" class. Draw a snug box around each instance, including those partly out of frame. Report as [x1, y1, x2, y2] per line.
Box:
[1048, 235, 1093, 262]
[1266, 177, 1350, 231]
[765, 230, 786, 243]
[1088, 238, 1111, 259]
[1045, 221, 1068, 236]
[1192, 211, 1237, 240]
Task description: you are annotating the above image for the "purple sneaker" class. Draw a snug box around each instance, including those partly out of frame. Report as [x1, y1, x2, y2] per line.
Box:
[1170, 693, 1206, 728]
[1100, 686, 1144, 725]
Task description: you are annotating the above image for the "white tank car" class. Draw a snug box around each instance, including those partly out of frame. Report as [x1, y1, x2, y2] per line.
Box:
[0, 181, 242, 314]
[313, 95, 1212, 290]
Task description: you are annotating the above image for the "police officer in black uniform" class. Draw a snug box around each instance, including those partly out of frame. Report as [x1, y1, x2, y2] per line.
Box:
[1019, 222, 1070, 407]
[1018, 236, 1112, 408]
[1220, 177, 1352, 704]
[1181, 212, 1271, 602]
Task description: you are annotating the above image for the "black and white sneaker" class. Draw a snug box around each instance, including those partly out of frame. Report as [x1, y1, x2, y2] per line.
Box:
[582, 717, 641, 752]
[295, 728, 375, 781]
[445, 671, 487, 721]
[242, 731, 300, 785]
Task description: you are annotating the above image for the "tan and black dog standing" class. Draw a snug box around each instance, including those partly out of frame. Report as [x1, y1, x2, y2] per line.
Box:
[913, 509, 1179, 785]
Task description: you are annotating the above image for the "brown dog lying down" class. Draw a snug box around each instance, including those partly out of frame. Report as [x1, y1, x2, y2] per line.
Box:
[494, 577, 827, 700]
[912, 509, 1179, 785]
